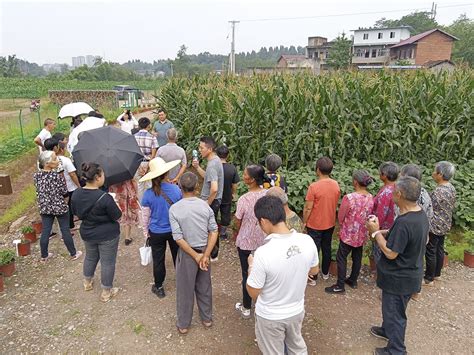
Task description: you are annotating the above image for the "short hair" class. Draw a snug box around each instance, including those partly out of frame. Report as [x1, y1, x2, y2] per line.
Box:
[88, 111, 104, 118]
[395, 176, 421, 202]
[44, 138, 59, 151]
[435, 161, 455, 181]
[316, 157, 333, 175]
[52, 132, 66, 142]
[157, 108, 166, 114]
[138, 117, 151, 129]
[254, 195, 286, 225]
[266, 186, 288, 205]
[200, 136, 216, 150]
[216, 145, 229, 159]
[166, 128, 177, 141]
[80, 162, 103, 182]
[400, 164, 422, 181]
[379, 161, 400, 182]
[38, 150, 55, 169]
[44, 118, 55, 126]
[265, 154, 282, 172]
[246, 164, 266, 186]
[353, 169, 374, 187]
[179, 172, 198, 192]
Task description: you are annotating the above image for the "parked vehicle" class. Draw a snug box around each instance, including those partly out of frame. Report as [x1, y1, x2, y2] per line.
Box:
[113, 85, 144, 100]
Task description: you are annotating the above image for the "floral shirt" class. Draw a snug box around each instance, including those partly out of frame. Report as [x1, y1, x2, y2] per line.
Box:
[33, 170, 68, 215]
[338, 192, 374, 247]
[430, 183, 456, 236]
[286, 211, 304, 233]
[372, 184, 396, 230]
[235, 189, 267, 251]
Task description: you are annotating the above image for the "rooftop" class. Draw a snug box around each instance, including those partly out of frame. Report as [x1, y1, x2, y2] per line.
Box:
[390, 28, 458, 48]
[352, 25, 413, 32]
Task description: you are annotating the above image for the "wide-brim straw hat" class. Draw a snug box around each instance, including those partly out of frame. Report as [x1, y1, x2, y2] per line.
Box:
[139, 157, 180, 182]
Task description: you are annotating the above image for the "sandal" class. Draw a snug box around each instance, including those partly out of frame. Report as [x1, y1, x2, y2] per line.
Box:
[177, 327, 189, 335]
[40, 252, 53, 263]
[202, 320, 213, 328]
[71, 250, 83, 261]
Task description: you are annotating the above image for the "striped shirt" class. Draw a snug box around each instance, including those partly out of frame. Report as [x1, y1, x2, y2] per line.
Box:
[134, 130, 158, 159]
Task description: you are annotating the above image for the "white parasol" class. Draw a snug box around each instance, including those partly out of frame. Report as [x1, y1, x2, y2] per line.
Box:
[58, 102, 94, 119]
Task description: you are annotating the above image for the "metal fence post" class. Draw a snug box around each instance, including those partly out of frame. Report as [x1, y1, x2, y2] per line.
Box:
[18, 109, 25, 144]
[37, 107, 41, 129]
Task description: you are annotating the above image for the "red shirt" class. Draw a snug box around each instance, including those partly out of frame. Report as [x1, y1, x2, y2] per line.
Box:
[305, 178, 340, 230]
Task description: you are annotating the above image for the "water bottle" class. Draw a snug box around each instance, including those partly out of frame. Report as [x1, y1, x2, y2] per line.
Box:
[192, 149, 199, 162]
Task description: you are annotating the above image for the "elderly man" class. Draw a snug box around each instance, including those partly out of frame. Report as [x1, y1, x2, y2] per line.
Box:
[152, 108, 174, 147]
[157, 128, 187, 184]
[169, 172, 218, 335]
[366, 176, 429, 355]
[266, 187, 304, 233]
[134, 117, 158, 201]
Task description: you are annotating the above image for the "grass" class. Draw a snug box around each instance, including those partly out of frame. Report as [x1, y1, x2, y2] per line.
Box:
[126, 320, 145, 335]
[445, 227, 469, 261]
[0, 184, 36, 226]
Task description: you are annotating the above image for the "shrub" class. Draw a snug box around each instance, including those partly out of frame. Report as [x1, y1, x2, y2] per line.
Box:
[0, 249, 15, 266]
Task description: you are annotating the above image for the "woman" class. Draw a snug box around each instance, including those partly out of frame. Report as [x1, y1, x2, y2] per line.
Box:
[71, 163, 122, 302]
[34, 151, 82, 262]
[116, 109, 138, 134]
[424, 161, 456, 286]
[140, 157, 182, 299]
[233, 164, 268, 318]
[108, 180, 140, 245]
[325, 170, 374, 294]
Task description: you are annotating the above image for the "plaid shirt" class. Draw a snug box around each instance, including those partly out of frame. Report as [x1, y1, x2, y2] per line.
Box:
[134, 130, 158, 159]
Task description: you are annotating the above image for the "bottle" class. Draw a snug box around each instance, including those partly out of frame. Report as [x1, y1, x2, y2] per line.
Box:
[192, 149, 199, 162]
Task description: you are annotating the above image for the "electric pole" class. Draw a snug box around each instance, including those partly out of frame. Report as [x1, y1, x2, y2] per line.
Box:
[430, 2, 437, 20]
[229, 20, 239, 74]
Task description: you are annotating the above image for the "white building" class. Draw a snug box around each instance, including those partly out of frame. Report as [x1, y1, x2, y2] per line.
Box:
[72, 56, 86, 68]
[86, 55, 99, 66]
[352, 26, 412, 65]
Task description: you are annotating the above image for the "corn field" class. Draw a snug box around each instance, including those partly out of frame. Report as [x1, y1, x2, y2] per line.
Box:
[158, 70, 473, 168]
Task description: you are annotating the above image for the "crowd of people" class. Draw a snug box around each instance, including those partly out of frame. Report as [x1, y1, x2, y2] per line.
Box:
[32, 109, 457, 355]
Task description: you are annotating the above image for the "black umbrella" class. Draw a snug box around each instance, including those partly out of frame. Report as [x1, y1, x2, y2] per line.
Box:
[72, 126, 144, 186]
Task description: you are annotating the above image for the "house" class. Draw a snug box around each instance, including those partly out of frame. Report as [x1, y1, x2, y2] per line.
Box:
[389, 29, 458, 65]
[277, 55, 314, 69]
[306, 36, 334, 69]
[352, 26, 412, 66]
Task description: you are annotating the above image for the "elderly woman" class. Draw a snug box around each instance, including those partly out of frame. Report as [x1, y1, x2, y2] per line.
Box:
[34, 151, 82, 262]
[266, 186, 304, 233]
[424, 161, 456, 286]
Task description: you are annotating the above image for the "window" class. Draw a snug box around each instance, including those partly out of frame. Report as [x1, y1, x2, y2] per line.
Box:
[390, 31, 395, 38]
[363, 33, 369, 40]
[408, 49, 412, 59]
[365, 50, 370, 58]
[377, 49, 387, 57]
[371, 49, 377, 58]
[378, 33, 383, 39]
[325, 51, 329, 59]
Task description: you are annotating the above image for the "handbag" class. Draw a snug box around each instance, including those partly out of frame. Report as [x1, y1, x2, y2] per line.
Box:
[139, 238, 152, 266]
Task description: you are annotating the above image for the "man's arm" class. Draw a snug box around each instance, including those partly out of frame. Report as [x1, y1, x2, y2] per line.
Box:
[374, 232, 399, 260]
[172, 163, 187, 184]
[176, 239, 203, 264]
[69, 172, 80, 188]
[199, 230, 218, 271]
[192, 160, 206, 178]
[151, 147, 157, 159]
[247, 285, 262, 300]
[208, 181, 218, 205]
[309, 264, 320, 276]
[34, 136, 43, 149]
[303, 200, 314, 225]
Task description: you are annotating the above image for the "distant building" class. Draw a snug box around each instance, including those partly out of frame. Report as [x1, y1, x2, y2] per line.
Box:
[306, 36, 334, 70]
[42, 63, 68, 73]
[85, 55, 100, 66]
[72, 55, 99, 67]
[352, 26, 412, 66]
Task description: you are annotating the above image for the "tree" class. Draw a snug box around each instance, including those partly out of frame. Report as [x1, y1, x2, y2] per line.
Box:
[327, 33, 352, 70]
[374, 11, 438, 35]
[446, 14, 474, 67]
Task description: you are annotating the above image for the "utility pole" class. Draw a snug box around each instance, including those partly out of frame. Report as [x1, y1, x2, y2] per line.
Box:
[229, 20, 239, 74]
[430, 2, 437, 20]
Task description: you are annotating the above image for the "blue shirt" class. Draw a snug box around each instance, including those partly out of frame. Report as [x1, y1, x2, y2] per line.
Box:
[141, 183, 182, 233]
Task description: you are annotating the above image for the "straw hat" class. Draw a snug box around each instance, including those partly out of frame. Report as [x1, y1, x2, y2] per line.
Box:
[139, 157, 181, 182]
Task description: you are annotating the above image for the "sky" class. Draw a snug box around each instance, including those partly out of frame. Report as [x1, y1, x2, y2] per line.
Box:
[0, 0, 472, 65]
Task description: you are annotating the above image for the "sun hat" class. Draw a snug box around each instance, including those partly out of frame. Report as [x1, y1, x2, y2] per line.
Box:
[139, 157, 181, 182]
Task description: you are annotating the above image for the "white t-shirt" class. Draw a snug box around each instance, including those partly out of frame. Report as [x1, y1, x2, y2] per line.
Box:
[247, 231, 319, 320]
[68, 116, 106, 152]
[58, 156, 78, 192]
[116, 113, 138, 134]
[36, 128, 51, 153]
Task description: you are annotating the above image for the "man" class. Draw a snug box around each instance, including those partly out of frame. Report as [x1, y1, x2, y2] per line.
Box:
[247, 195, 319, 355]
[34, 118, 56, 153]
[68, 111, 106, 153]
[134, 117, 159, 201]
[215, 145, 239, 239]
[169, 172, 218, 335]
[366, 176, 429, 355]
[192, 136, 224, 260]
[152, 108, 174, 147]
[157, 128, 187, 184]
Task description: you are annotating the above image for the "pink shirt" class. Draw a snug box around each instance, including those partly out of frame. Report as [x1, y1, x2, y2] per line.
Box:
[372, 184, 396, 230]
[338, 192, 374, 247]
[235, 189, 267, 251]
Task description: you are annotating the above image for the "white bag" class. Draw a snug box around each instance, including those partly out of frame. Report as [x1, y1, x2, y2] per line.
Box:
[139, 241, 152, 266]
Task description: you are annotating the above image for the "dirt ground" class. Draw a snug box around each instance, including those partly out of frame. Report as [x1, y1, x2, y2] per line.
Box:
[0, 221, 473, 354]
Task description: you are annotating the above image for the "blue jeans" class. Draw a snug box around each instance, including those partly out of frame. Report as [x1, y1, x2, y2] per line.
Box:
[83, 237, 119, 289]
[381, 290, 411, 355]
[40, 213, 77, 259]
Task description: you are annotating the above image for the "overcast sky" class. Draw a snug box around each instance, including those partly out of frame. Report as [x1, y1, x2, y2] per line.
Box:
[0, 0, 472, 65]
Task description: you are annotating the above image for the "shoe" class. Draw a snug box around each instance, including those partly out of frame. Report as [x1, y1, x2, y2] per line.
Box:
[177, 327, 189, 335]
[71, 250, 83, 261]
[100, 287, 119, 302]
[152, 285, 166, 298]
[324, 285, 345, 294]
[373, 347, 390, 355]
[307, 276, 317, 286]
[40, 252, 53, 262]
[344, 279, 358, 289]
[322, 273, 329, 280]
[434, 276, 441, 281]
[423, 279, 435, 287]
[211, 257, 218, 262]
[370, 326, 388, 341]
[235, 302, 251, 319]
[124, 238, 133, 246]
[83, 279, 93, 291]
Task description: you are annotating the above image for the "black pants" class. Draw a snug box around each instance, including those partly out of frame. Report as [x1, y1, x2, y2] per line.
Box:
[424, 232, 445, 282]
[237, 248, 252, 309]
[218, 203, 232, 227]
[336, 240, 363, 288]
[307, 226, 334, 275]
[148, 231, 178, 288]
[210, 199, 221, 259]
[381, 290, 411, 355]
[68, 191, 75, 229]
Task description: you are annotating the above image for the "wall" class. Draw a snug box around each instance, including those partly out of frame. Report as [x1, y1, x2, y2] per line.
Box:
[353, 28, 411, 46]
[49, 90, 118, 109]
[414, 32, 454, 65]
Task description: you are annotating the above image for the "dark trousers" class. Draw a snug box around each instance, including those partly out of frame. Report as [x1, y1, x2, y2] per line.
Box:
[336, 240, 363, 288]
[68, 191, 75, 229]
[307, 226, 334, 275]
[148, 231, 178, 288]
[83, 237, 119, 289]
[210, 199, 221, 258]
[237, 248, 252, 309]
[424, 232, 445, 282]
[40, 213, 77, 258]
[218, 203, 232, 227]
[381, 290, 411, 355]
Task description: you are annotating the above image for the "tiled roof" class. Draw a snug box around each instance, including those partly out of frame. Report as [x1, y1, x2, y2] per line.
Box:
[390, 29, 458, 49]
